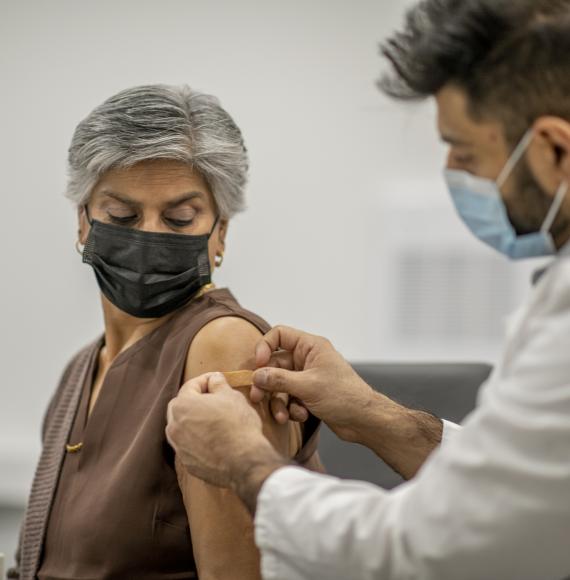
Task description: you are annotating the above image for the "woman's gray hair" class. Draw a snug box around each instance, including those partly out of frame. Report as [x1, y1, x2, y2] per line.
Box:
[66, 84, 248, 218]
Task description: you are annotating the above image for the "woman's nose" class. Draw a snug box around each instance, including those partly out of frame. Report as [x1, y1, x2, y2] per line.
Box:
[138, 214, 170, 233]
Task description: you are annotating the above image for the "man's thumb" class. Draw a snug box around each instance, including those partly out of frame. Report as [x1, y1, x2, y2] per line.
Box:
[208, 372, 232, 393]
[253, 367, 305, 399]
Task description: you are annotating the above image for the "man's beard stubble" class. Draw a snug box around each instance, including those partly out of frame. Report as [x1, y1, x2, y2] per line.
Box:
[505, 161, 569, 240]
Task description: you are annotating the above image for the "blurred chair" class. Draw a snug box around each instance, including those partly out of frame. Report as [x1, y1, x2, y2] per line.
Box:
[317, 362, 492, 489]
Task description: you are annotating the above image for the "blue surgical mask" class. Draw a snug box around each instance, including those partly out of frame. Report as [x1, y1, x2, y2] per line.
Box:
[444, 129, 568, 260]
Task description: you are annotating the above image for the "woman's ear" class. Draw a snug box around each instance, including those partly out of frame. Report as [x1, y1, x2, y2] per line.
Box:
[77, 205, 89, 244]
[210, 218, 229, 270]
[529, 117, 570, 197]
[217, 218, 229, 253]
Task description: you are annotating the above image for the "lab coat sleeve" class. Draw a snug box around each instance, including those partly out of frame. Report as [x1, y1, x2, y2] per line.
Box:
[441, 418, 461, 444]
[254, 269, 570, 580]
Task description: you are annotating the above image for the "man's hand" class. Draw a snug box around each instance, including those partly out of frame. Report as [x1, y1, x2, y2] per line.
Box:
[166, 373, 288, 512]
[251, 326, 378, 442]
[251, 326, 444, 479]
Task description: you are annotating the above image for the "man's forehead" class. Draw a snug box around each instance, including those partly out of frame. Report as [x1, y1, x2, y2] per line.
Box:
[435, 85, 505, 148]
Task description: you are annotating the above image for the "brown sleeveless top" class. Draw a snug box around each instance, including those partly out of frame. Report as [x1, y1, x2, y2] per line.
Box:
[14, 289, 319, 580]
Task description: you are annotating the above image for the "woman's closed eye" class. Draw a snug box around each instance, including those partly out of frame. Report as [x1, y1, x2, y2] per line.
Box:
[107, 214, 194, 228]
[107, 212, 138, 226]
[164, 207, 197, 229]
[103, 205, 198, 229]
[166, 217, 194, 228]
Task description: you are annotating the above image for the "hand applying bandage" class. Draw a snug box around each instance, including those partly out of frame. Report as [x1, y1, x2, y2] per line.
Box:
[166, 372, 288, 511]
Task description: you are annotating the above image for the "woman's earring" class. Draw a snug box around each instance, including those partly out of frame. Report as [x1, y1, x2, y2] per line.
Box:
[75, 239, 85, 256]
[214, 252, 224, 268]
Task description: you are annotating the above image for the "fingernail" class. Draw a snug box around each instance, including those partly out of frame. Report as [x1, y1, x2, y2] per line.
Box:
[254, 369, 268, 387]
[210, 372, 225, 384]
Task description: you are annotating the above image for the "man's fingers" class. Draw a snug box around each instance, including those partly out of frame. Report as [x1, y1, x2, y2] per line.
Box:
[265, 349, 294, 370]
[270, 395, 289, 425]
[255, 326, 307, 367]
[250, 384, 266, 404]
[252, 366, 306, 398]
[256, 325, 327, 374]
[178, 373, 215, 397]
[166, 400, 176, 434]
[256, 326, 305, 365]
[207, 372, 232, 394]
[255, 339, 273, 369]
[289, 401, 309, 423]
[167, 374, 214, 445]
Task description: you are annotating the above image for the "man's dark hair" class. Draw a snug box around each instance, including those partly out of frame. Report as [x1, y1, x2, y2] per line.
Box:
[379, 0, 570, 143]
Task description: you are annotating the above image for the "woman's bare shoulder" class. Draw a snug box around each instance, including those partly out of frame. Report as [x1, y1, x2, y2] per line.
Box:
[185, 316, 262, 378]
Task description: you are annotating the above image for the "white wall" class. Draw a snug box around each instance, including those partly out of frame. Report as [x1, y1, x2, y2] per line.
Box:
[0, 0, 540, 504]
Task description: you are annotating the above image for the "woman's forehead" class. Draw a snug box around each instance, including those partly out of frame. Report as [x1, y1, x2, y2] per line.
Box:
[91, 160, 213, 206]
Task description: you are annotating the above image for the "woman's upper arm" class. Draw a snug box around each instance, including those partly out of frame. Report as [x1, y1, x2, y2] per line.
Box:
[184, 316, 292, 453]
[184, 315, 260, 379]
[176, 455, 260, 580]
[177, 316, 289, 579]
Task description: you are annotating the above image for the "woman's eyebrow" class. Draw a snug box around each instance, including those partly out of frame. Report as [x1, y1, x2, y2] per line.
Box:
[164, 192, 204, 208]
[100, 191, 142, 207]
[98, 191, 204, 207]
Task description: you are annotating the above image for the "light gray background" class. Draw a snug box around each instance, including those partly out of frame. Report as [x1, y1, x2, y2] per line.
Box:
[0, 0, 541, 564]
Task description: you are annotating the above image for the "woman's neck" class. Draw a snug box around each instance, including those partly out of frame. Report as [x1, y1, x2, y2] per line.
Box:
[100, 295, 175, 363]
[98, 283, 217, 364]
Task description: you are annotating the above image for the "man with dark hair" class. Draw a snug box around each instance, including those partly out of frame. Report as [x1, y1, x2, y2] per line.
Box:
[166, 1, 570, 578]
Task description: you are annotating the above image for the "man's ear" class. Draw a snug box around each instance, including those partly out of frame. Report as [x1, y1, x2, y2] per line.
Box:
[528, 117, 570, 197]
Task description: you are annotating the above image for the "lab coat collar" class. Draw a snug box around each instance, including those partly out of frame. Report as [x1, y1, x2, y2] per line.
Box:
[532, 239, 570, 285]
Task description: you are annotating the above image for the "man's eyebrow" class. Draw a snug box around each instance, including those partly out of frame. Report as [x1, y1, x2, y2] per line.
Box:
[440, 133, 472, 147]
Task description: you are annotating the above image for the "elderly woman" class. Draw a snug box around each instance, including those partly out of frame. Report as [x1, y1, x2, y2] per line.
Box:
[11, 85, 321, 580]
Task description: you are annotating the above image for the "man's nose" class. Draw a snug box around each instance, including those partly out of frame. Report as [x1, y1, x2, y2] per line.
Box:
[446, 150, 460, 171]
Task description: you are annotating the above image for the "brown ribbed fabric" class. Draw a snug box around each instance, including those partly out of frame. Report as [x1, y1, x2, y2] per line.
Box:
[10, 289, 320, 580]
[12, 344, 96, 580]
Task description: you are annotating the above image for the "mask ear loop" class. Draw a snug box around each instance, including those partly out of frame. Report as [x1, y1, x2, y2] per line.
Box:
[541, 180, 568, 234]
[84, 204, 94, 226]
[497, 129, 535, 188]
[208, 214, 220, 238]
[496, 129, 568, 237]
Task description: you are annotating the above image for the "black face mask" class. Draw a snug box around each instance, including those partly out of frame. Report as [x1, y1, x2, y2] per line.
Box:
[82, 215, 218, 318]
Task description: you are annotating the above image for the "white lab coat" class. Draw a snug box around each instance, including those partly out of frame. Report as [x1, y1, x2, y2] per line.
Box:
[254, 244, 570, 580]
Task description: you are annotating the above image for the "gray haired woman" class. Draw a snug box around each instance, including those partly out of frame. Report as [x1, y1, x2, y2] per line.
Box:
[11, 85, 321, 580]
